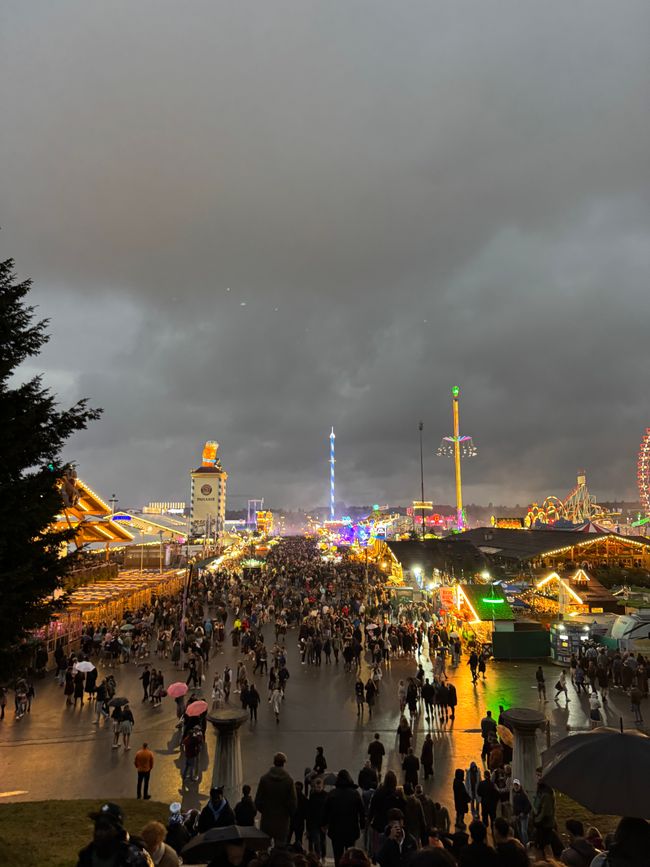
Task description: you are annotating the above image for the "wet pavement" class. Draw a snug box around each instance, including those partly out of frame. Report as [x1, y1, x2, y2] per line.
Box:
[0, 622, 644, 810]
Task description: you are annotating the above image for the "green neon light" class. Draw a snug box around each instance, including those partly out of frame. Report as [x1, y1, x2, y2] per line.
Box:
[452, 386, 460, 397]
[482, 598, 505, 604]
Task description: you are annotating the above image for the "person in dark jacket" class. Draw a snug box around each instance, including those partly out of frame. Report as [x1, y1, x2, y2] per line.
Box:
[369, 771, 406, 834]
[447, 682, 457, 720]
[234, 785, 257, 826]
[254, 752, 297, 845]
[290, 781, 309, 847]
[452, 769, 471, 830]
[493, 817, 528, 867]
[402, 784, 427, 847]
[77, 802, 153, 867]
[307, 776, 328, 859]
[376, 813, 418, 867]
[476, 770, 499, 829]
[358, 760, 379, 792]
[197, 787, 236, 833]
[459, 819, 499, 867]
[322, 769, 366, 866]
[402, 748, 420, 788]
[420, 734, 434, 781]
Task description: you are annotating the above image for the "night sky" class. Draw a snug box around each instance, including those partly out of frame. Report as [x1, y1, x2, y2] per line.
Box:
[2, 2, 650, 510]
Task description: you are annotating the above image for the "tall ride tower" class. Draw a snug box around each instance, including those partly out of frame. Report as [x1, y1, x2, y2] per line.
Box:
[437, 386, 477, 531]
[329, 427, 336, 520]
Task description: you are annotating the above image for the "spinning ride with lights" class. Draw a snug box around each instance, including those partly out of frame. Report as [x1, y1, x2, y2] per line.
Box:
[638, 429, 650, 516]
[437, 386, 477, 531]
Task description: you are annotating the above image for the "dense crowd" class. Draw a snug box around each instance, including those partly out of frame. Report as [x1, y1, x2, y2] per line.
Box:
[3, 536, 648, 867]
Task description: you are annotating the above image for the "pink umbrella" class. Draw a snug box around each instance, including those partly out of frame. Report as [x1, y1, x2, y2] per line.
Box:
[167, 682, 189, 699]
[185, 700, 208, 717]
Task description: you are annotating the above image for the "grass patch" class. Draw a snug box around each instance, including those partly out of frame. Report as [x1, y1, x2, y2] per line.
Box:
[0, 796, 622, 867]
[0, 799, 169, 867]
[555, 793, 619, 837]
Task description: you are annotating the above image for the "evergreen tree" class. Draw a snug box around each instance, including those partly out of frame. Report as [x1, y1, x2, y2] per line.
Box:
[0, 258, 101, 676]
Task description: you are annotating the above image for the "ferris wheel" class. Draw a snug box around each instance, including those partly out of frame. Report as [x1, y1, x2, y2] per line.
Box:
[637, 429, 650, 515]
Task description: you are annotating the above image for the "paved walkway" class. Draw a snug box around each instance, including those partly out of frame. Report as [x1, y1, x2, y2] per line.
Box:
[0, 623, 643, 810]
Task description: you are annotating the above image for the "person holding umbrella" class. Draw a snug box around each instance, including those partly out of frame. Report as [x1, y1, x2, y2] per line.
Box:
[180, 826, 268, 867]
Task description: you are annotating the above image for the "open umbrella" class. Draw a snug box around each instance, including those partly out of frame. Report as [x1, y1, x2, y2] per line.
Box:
[167, 682, 189, 699]
[497, 724, 514, 748]
[181, 825, 270, 864]
[74, 661, 96, 673]
[541, 726, 650, 817]
[108, 697, 130, 708]
[185, 700, 208, 717]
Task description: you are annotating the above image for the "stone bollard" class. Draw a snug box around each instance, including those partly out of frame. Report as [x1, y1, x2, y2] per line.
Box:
[207, 709, 249, 806]
[502, 707, 545, 798]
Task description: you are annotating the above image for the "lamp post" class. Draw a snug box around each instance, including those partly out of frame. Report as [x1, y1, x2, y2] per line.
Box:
[419, 422, 425, 542]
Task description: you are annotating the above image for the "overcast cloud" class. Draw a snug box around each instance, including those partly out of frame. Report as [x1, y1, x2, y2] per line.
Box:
[2, 1, 650, 511]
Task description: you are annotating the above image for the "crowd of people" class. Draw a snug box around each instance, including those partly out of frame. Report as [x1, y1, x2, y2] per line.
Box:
[3, 536, 647, 867]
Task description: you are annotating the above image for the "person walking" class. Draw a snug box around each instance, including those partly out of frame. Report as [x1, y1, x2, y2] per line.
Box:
[247, 683, 260, 723]
[589, 692, 602, 728]
[322, 769, 366, 867]
[480, 710, 497, 762]
[269, 686, 282, 724]
[630, 685, 643, 724]
[420, 733, 434, 780]
[255, 752, 297, 846]
[476, 769, 499, 829]
[554, 670, 570, 704]
[181, 726, 203, 784]
[73, 670, 85, 708]
[368, 733, 385, 779]
[447, 681, 458, 720]
[140, 665, 151, 702]
[120, 703, 134, 750]
[365, 678, 377, 720]
[234, 784, 257, 826]
[535, 666, 547, 702]
[307, 776, 328, 860]
[453, 768, 472, 830]
[397, 715, 412, 759]
[402, 748, 420, 788]
[468, 651, 479, 684]
[355, 679, 365, 717]
[134, 742, 154, 800]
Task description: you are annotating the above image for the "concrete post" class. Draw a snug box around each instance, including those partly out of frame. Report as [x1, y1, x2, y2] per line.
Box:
[207, 709, 249, 807]
[502, 708, 545, 799]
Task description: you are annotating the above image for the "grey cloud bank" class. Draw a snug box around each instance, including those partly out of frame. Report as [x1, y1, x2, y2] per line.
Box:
[2, 1, 649, 509]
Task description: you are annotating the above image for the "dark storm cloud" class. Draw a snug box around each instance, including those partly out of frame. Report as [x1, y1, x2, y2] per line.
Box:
[2, 1, 650, 510]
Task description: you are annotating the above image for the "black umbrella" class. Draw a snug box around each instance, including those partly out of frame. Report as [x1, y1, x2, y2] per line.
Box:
[541, 726, 650, 818]
[107, 696, 130, 708]
[181, 825, 270, 864]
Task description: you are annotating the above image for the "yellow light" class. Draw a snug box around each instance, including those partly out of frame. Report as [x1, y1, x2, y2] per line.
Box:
[457, 585, 481, 622]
